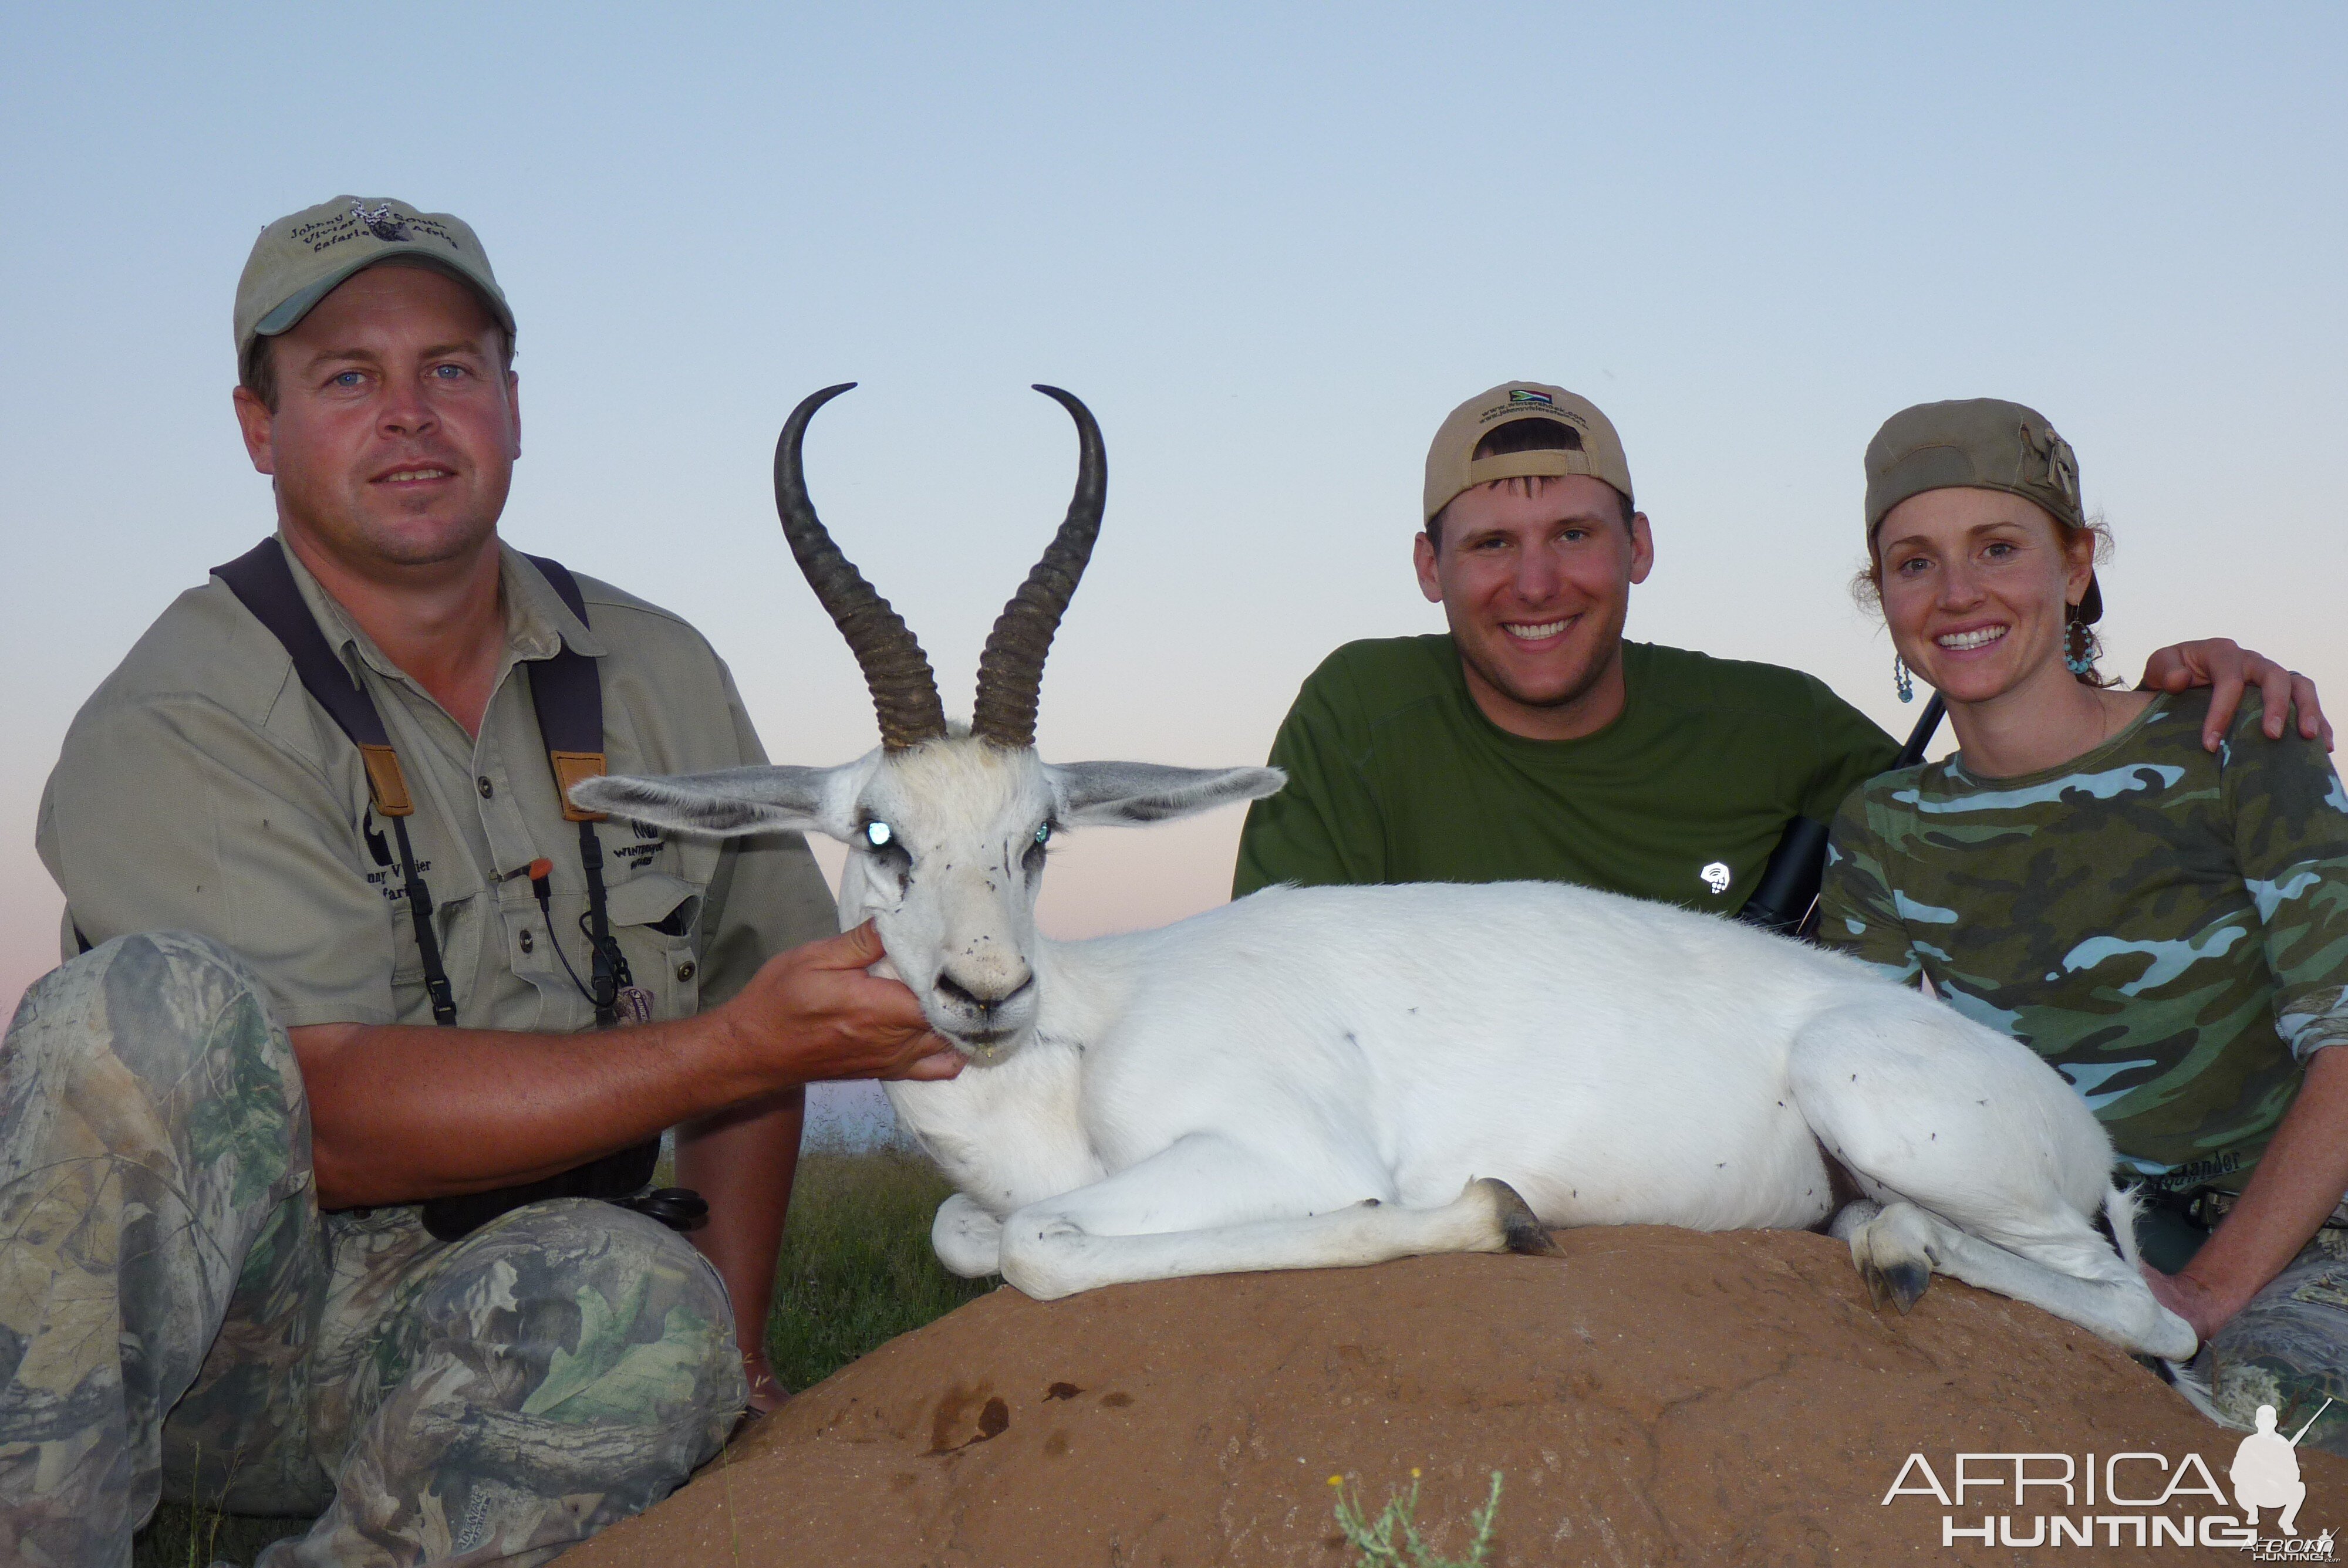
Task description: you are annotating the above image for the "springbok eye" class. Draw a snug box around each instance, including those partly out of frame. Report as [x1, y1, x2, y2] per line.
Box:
[1034, 823, 1052, 847]
[864, 820, 894, 849]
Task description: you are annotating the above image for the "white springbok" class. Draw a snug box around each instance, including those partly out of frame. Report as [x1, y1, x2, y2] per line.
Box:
[574, 384, 2197, 1362]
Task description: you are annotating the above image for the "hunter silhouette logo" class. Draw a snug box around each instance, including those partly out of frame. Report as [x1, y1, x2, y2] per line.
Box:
[2233, 1399, 2334, 1556]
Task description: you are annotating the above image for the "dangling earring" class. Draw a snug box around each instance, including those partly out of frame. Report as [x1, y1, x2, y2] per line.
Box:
[1894, 654, 1914, 704]
[2064, 607, 2096, 678]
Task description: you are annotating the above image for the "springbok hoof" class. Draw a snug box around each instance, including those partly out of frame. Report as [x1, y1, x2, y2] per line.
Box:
[1475, 1177, 1563, 1258]
[1844, 1201, 1938, 1316]
[1866, 1257, 1931, 1314]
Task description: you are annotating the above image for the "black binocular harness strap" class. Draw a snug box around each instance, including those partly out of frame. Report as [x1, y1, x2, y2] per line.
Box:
[515, 552, 635, 1030]
[1732, 692, 1949, 942]
[214, 540, 461, 1025]
[212, 538, 684, 1239]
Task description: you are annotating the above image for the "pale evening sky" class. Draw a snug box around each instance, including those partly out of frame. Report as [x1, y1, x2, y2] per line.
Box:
[4, 4, 2343, 1036]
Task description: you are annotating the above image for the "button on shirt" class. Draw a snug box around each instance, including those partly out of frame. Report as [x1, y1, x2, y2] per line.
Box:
[38, 535, 837, 1032]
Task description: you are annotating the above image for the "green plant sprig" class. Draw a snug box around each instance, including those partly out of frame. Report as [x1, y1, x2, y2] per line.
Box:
[1327, 1466, 1504, 1568]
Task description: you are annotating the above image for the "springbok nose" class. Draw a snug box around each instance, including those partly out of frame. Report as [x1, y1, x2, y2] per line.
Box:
[935, 970, 1035, 1012]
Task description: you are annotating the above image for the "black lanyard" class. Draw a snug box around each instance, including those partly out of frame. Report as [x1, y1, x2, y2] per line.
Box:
[213, 538, 693, 1240]
[212, 538, 626, 1026]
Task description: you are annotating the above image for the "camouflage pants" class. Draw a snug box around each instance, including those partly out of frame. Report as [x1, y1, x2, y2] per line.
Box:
[2199, 1229, 2348, 1456]
[0, 932, 747, 1567]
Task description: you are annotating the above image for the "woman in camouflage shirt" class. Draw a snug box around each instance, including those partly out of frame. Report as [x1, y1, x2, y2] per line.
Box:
[1821, 398, 2348, 1447]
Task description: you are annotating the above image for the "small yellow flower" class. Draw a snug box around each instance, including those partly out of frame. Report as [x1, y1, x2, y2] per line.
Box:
[1411, 1468, 1422, 1478]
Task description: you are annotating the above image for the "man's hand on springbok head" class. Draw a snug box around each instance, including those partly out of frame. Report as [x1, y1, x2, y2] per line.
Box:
[718, 921, 963, 1090]
[2140, 638, 2330, 752]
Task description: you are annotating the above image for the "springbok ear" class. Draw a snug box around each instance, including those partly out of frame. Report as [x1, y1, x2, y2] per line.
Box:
[568, 764, 861, 839]
[1047, 761, 1286, 826]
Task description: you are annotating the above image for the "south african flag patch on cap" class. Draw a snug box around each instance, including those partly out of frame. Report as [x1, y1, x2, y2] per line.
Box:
[1508, 388, 1554, 407]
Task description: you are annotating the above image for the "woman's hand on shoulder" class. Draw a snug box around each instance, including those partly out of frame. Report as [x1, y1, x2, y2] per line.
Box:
[2138, 638, 2331, 752]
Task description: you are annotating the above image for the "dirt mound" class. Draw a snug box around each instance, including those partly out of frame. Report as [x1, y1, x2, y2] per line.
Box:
[572, 1227, 2344, 1566]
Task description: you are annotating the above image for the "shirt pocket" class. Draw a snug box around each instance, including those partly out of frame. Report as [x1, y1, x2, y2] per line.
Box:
[605, 868, 707, 1020]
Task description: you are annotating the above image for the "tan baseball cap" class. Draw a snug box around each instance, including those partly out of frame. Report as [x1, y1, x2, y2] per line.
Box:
[1865, 397, 2098, 621]
[234, 195, 514, 376]
[1423, 381, 1634, 523]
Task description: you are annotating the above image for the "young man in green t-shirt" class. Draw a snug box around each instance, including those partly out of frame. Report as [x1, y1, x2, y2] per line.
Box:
[1232, 381, 2322, 914]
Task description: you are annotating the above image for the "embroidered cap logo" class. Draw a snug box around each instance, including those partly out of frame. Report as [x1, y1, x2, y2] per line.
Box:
[352, 199, 410, 242]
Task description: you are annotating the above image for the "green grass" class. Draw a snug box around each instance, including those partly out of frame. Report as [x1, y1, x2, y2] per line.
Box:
[763, 1141, 997, 1392]
[133, 1140, 987, 1566]
[133, 1502, 304, 1568]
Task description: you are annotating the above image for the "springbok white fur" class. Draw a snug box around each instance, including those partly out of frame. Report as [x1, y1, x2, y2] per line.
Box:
[575, 732, 2198, 1361]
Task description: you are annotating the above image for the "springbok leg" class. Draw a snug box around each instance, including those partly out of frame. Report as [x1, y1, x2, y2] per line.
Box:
[1792, 1004, 2197, 1360]
[932, 1192, 1006, 1277]
[1831, 1198, 2197, 1360]
[991, 1133, 1554, 1301]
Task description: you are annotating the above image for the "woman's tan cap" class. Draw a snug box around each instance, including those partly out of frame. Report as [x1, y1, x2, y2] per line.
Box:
[1865, 397, 2098, 620]
[1423, 381, 1634, 523]
[234, 195, 514, 374]
[1864, 398, 2086, 535]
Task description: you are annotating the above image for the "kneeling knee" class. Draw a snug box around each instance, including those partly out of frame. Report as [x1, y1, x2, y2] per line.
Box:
[428, 1201, 746, 1421]
[7, 930, 298, 1147]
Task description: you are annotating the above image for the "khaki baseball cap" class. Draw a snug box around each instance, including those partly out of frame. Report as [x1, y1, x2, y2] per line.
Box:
[1865, 397, 2098, 621]
[234, 195, 514, 375]
[1423, 381, 1634, 524]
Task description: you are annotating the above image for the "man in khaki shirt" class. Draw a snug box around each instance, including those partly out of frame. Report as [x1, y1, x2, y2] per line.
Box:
[2, 196, 958, 1568]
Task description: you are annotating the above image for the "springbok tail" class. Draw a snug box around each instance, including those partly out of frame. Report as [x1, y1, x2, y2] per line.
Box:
[2103, 1183, 2148, 1273]
[2166, 1356, 2236, 1426]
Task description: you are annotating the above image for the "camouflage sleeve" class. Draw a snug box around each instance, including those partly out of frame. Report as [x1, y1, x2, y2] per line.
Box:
[2222, 699, 2348, 1062]
[1232, 658, 1387, 898]
[1818, 785, 1924, 986]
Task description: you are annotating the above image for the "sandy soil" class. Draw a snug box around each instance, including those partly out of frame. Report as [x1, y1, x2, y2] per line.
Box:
[572, 1226, 2346, 1566]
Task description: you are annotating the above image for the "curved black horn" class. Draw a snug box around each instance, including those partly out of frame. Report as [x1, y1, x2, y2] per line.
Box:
[775, 384, 949, 750]
[970, 385, 1106, 749]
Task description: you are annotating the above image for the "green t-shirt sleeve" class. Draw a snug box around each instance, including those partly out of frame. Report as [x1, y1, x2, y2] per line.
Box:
[1818, 786, 1924, 986]
[1233, 656, 1387, 898]
[2222, 699, 2348, 1062]
[1799, 677, 1901, 824]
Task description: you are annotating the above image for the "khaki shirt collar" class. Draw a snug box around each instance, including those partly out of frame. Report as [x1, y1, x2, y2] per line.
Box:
[273, 532, 610, 692]
[495, 542, 610, 660]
